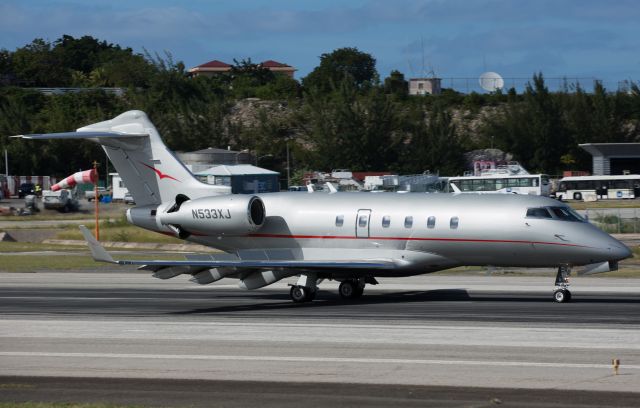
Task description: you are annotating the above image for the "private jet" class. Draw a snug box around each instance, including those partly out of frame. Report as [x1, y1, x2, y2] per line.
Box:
[15, 111, 632, 303]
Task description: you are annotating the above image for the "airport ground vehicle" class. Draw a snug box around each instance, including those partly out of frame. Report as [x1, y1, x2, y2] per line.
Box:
[447, 174, 551, 195]
[124, 192, 135, 204]
[85, 187, 110, 201]
[42, 188, 80, 212]
[17, 111, 631, 304]
[18, 183, 35, 198]
[556, 175, 640, 200]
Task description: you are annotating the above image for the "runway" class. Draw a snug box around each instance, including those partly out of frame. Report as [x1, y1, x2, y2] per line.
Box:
[1, 272, 640, 406]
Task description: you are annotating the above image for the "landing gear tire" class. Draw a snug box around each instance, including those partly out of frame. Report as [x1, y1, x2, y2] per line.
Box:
[290, 286, 316, 303]
[339, 280, 356, 299]
[553, 288, 571, 303]
[290, 286, 307, 303]
[339, 280, 364, 299]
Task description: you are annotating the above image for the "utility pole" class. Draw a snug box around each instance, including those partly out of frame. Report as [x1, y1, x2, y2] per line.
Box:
[286, 142, 290, 189]
[93, 161, 99, 240]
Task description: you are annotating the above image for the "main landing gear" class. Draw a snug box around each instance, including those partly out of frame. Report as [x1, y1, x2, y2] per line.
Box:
[289, 276, 375, 303]
[553, 265, 572, 303]
[289, 274, 318, 303]
[338, 279, 365, 300]
[290, 285, 316, 303]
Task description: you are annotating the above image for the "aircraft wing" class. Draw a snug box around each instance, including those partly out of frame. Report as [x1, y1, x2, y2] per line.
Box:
[79, 226, 396, 270]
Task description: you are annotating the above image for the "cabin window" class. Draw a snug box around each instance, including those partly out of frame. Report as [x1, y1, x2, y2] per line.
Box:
[359, 215, 368, 228]
[526, 207, 552, 219]
[382, 215, 391, 228]
[427, 216, 436, 229]
[404, 216, 413, 228]
[450, 216, 459, 229]
[335, 215, 344, 227]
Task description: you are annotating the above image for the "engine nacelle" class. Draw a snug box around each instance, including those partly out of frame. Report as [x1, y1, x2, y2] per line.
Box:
[238, 270, 296, 290]
[158, 195, 265, 236]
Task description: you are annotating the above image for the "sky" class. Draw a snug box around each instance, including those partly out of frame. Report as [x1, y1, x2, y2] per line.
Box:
[1, 0, 639, 91]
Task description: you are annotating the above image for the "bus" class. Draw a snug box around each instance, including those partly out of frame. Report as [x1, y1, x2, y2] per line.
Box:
[447, 174, 551, 196]
[556, 175, 640, 200]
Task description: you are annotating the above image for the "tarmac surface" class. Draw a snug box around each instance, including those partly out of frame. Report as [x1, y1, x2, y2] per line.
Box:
[1, 272, 639, 407]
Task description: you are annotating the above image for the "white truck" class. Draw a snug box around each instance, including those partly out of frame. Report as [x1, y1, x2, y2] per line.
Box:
[42, 188, 80, 212]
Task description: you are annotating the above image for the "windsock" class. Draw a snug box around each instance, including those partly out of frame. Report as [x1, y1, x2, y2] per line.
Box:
[51, 169, 97, 191]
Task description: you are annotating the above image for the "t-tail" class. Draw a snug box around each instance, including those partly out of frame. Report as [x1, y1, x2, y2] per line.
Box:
[15, 110, 229, 206]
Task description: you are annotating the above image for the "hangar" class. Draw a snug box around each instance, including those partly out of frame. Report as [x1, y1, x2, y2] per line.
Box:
[579, 143, 640, 175]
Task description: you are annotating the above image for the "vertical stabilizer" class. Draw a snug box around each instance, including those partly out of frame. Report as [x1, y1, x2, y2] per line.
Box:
[16, 111, 230, 206]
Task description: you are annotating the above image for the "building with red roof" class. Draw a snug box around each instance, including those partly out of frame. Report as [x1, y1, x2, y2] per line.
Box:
[189, 59, 296, 78]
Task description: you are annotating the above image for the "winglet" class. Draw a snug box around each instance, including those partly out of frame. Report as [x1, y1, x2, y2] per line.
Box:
[79, 225, 116, 263]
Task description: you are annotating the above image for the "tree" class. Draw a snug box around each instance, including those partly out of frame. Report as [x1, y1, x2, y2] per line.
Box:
[11, 39, 69, 86]
[401, 103, 465, 176]
[302, 79, 400, 171]
[383, 70, 408, 98]
[302, 47, 377, 93]
[481, 73, 571, 174]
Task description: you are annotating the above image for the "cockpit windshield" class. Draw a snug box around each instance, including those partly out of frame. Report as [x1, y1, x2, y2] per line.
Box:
[526, 206, 585, 222]
[550, 206, 585, 222]
[526, 207, 552, 219]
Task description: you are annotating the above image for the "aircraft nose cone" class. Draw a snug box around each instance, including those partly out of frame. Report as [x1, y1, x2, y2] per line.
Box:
[613, 243, 633, 260]
[603, 234, 633, 261]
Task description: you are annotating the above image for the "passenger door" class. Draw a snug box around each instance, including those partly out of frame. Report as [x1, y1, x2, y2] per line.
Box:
[356, 209, 371, 238]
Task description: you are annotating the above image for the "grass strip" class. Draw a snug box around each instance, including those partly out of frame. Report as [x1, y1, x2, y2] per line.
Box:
[0, 402, 146, 408]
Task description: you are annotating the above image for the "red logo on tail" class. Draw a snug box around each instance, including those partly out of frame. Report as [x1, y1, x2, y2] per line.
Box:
[140, 162, 180, 182]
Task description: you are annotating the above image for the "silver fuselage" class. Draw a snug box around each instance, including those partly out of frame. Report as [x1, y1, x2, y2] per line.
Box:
[133, 193, 631, 277]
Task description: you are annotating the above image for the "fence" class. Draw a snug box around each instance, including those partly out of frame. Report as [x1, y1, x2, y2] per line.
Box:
[438, 78, 637, 94]
[583, 208, 640, 234]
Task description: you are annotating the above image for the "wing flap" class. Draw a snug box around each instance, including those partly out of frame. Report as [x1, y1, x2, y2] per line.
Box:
[118, 259, 395, 269]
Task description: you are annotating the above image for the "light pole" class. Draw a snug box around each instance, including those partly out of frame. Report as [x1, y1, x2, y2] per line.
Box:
[255, 154, 273, 166]
[234, 149, 251, 165]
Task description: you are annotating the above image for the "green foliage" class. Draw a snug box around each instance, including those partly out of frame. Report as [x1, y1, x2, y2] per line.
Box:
[401, 103, 465, 175]
[302, 79, 401, 171]
[481, 73, 640, 175]
[3, 37, 640, 181]
[255, 74, 301, 100]
[7, 36, 155, 87]
[303, 47, 377, 92]
[383, 70, 408, 98]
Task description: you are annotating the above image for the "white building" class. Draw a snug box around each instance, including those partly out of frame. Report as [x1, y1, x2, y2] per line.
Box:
[408, 77, 442, 95]
[109, 173, 129, 201]
[195, 165, 280, 194]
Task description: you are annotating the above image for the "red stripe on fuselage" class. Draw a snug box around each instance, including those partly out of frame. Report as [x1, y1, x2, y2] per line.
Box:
[246, 233, 586, 248]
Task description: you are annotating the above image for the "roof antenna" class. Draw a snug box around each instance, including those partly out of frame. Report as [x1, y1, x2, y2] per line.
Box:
[421, 36, 426, 77]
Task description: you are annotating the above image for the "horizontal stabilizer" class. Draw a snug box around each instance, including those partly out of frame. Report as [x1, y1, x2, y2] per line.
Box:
[13, 131, 148, 140]
[79, 225, 116, 264]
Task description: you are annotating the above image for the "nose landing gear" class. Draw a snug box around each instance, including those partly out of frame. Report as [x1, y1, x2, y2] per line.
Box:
[553, 265, 572, 303]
